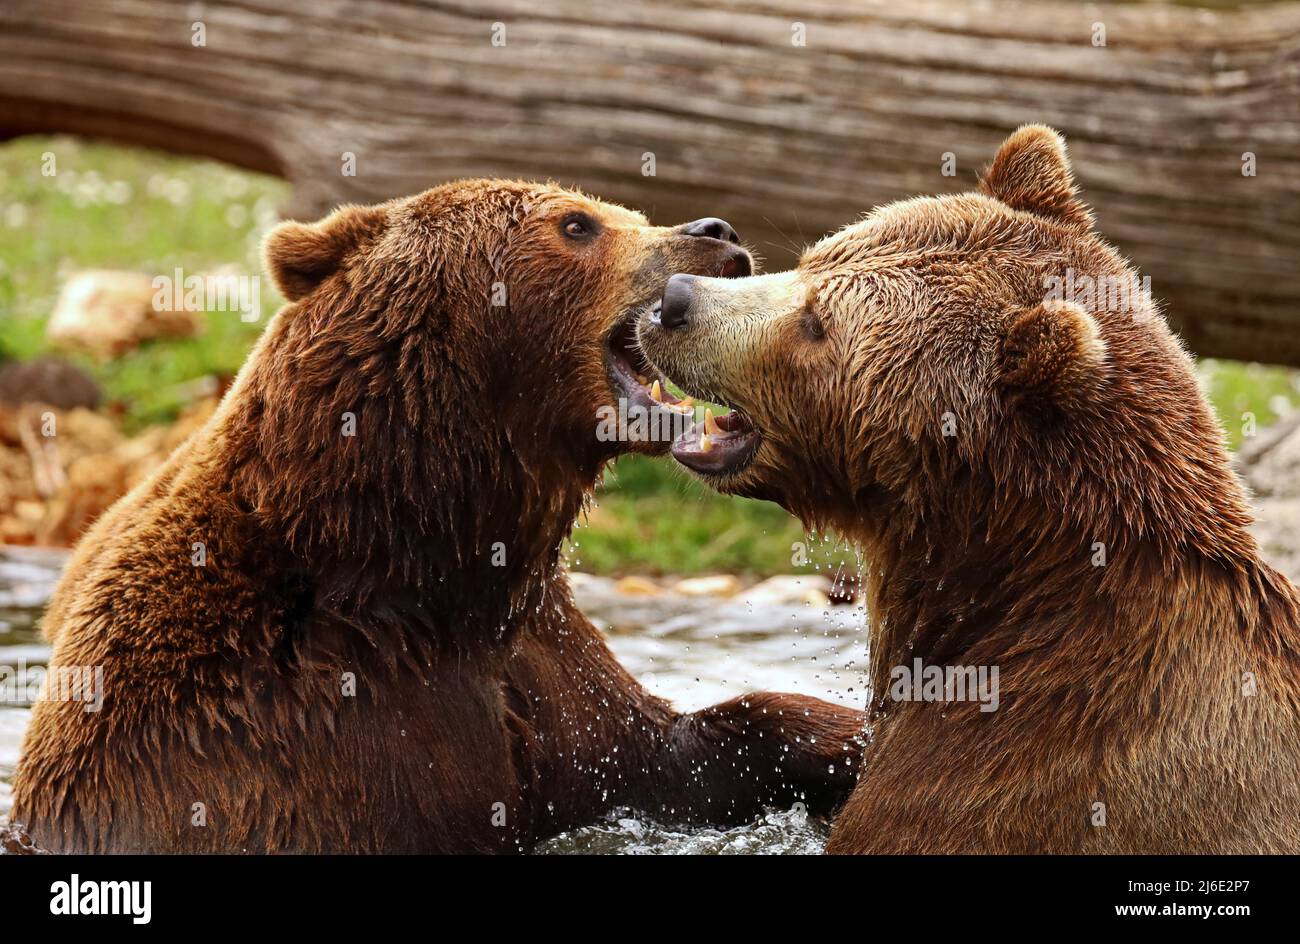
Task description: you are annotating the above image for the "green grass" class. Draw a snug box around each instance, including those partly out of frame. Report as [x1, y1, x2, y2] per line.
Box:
[1, 134, 1298, 575]
[572, 455, 806, 576]
[0, 135, 284, 430]
[1200, 359, 1300, 451]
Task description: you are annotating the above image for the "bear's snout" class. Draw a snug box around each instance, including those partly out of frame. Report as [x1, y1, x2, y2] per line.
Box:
[656, 273, 697, 330]
[668, 218, 751, 281]
[677, 217, 740, 244]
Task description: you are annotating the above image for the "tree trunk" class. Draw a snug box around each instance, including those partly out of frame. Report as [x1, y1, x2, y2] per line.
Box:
[1, 0, 1297, 364]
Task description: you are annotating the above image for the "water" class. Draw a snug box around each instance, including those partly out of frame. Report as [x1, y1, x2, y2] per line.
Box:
[0, 549, 867, 854]
[535, 807, 829, 855]
[0, 546, 66, 821]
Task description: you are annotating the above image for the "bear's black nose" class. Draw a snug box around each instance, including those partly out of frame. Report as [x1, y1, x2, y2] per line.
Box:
[658, 273, 696, 331]
[679, 217, 740, 244]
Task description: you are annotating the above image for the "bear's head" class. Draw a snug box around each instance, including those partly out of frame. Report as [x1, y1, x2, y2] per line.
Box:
[261, 181, 749, 460]
[639, 126, 1254, 565]
[231, 181, 750, 609]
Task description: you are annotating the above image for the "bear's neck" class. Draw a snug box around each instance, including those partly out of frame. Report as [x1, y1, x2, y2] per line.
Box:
[212, 320, 599, 642]
[849, 475, 1286, 725]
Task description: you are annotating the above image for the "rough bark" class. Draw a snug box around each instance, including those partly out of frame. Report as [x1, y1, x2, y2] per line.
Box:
[1, 0, 1298, 363]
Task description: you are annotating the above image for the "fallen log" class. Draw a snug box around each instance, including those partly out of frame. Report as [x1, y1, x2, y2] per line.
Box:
[1, 0, 1298, 363]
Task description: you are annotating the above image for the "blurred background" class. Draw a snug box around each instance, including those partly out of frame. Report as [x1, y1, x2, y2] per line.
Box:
[0, 0, 1298, 579]
[0, 134, 1295, 575]
[0, 132, 812, 573]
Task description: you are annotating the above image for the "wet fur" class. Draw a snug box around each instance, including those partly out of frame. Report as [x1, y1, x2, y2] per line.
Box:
[12, 181, 861, 853]
[642, 127, 1300, 854]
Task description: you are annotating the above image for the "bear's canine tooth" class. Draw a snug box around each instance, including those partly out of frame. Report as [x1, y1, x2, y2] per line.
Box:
[700, 431, 713, 453]
[704, 408, 722, 437]
[650, 380, 663, 402]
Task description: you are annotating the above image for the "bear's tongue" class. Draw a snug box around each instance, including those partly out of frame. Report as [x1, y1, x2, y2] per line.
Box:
[671, 407, 760, 474]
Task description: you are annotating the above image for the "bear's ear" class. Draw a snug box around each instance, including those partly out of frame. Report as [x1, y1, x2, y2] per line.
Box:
[998, 300, 1106, 404]
[979, 125, 1091, 227]
[263, 205, 387, 302]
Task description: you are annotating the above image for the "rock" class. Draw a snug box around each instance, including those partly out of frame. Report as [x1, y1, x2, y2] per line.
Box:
[566, 570, 597, 588]
[614, 575, 663, 596]
[0, 397, 218, 546]
[1239, 411, 1300, 499]
[0, 821, 44, 854]
[46, 270, 202, 358]
[51, 407, 122, 453]
[743, 574, 833, 606]
[0, 356, 101, 410]
[1240, 411, 1300, 585]
[804, 588, 832, 608]
[673, 574, 743, 597]
[13, 500, 44, 523]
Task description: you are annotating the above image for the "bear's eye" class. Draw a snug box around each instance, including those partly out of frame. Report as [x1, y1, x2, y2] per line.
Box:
[801, 308, 827, 341]
[561, 213, 598, 241]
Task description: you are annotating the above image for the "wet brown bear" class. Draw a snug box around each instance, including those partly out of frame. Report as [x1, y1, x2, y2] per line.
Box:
[12, 181, 861, 853]
[640, 127, 1300, 853]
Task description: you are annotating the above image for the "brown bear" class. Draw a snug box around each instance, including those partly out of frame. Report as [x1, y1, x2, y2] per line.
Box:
[639, 127, 1300, 853]
[11, 180, 862, 853]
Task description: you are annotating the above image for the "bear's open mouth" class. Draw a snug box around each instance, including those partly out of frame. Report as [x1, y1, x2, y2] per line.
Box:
[670, 406, 760, 476]
[605, 312, 696, 430]
[603, 244, 752, 450]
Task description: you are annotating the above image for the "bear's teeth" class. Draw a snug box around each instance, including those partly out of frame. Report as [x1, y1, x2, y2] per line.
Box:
[704, 408, 722, 436]
[650, 380, 663, 402]
[700, 432, 713, 453]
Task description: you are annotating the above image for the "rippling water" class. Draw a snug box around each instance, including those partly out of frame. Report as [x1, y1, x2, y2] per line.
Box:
[0, 548, 867, 853]
[0, 547, 66, 823]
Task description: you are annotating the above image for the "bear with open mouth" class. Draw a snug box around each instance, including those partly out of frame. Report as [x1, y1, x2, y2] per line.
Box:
[11, 180, 862, 853]
[639, 126, 1300, 853]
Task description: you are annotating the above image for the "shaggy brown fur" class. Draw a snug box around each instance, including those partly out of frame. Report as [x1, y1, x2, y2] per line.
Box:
[640, 126, 1300, 853]
[11, 181, 861, 853]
